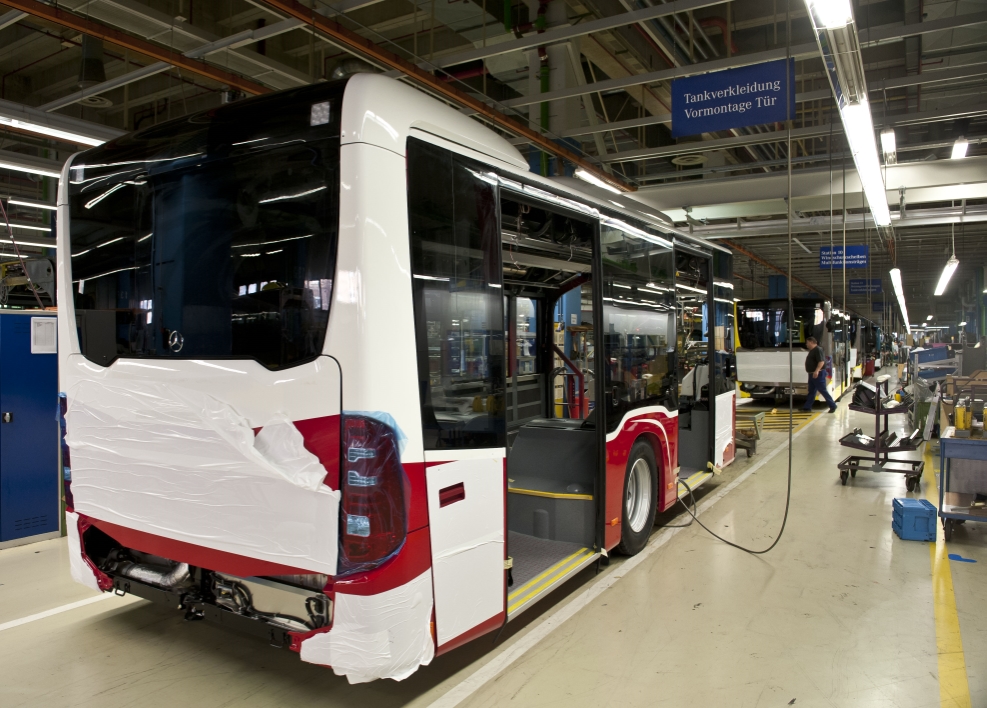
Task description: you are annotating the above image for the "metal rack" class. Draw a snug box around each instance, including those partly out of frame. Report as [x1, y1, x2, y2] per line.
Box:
[838, 375, 924, 489]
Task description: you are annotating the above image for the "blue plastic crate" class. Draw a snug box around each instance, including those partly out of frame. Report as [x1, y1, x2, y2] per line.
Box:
[892, 498, 937, 542]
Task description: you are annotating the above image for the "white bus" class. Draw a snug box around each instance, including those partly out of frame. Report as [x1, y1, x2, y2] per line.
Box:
[58, 73, 735, 683]
[734, 297, 850, 402]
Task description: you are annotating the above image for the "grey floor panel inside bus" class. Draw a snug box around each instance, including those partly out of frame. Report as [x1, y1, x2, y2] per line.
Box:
[508, 531, 585, 591]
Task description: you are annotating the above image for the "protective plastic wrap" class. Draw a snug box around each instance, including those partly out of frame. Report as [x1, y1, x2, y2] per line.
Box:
[65, 379, 340, 574]
[66, 511, 103, 592]
[299, 570, 435, 683]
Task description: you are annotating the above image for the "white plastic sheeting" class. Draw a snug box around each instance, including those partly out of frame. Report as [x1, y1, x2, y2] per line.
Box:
[715, 390, 735, 467]
[66, 511, 103, 592]
[299, 570, 435, 683]
[65, 379, 340, 574]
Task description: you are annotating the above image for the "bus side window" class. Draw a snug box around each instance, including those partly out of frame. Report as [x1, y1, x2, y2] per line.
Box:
[599, 224, 676, 432]
[407, 139, 506, 450]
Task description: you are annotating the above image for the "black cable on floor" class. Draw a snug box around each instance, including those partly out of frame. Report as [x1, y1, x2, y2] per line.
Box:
[674, 0, 796, 556]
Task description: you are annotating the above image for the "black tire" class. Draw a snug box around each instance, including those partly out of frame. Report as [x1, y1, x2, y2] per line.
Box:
[840, 470, 849, 486]
[616, 441, 659, 556]
[944, 519, 954, 542]
[906, 476, 917, 492]
[850, 469, 857, 478]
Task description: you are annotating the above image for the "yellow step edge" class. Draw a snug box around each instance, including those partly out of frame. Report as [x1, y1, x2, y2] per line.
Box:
[507, 487, 594, 501]
[508, 548, 593, 612]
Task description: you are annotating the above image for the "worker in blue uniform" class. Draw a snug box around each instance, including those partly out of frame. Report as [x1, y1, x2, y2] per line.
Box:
[803, 336, 837, 413]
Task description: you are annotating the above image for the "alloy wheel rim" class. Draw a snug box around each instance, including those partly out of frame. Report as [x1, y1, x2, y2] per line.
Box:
[626, 458, 652, 533]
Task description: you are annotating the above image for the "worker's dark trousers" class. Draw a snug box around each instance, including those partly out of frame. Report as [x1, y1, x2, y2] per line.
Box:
[803, 373, 836, 410]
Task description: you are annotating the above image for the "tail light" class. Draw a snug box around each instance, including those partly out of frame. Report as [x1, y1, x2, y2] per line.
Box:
[59, 393, 74, 511]
[338, 415, 408, 574]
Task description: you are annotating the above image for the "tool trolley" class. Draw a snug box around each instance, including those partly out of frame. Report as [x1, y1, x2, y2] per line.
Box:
[938, 428, 987, 541]
[838, 375, 924, 489]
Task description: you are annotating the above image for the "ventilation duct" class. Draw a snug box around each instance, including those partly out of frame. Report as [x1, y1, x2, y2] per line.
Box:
[78, 36, 107, 88]
[330, 59, 377, 80]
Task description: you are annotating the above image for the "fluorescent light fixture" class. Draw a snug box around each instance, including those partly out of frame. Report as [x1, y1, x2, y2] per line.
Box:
[675, 283, 707, 294]
[926, 315, 934, 321]
[841, 101, 891, 226]
[713, 280, 734, 289]
[806, 0, 852, 29]
[10, 223, 51, 232]
[5, 239, 56, 248]
[0, 115, 104, 146]
[934, 255, 959, 296]
[0, 160, 61, 179]
[959, 321, 967, 327]
[7, 198, 57, 211]
[574, 168, 621, 195]
[951, 137, 968, 160]
[880, 128, 897, 165]
[889, 267, 910, 334]
[792, 237, 812, 254]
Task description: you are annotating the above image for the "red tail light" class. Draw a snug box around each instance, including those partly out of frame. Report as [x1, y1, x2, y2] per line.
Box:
[338, 415, 408, 574]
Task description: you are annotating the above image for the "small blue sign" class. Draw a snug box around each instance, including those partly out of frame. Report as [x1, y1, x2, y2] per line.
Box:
[873, 301, 885, 312]
[820, 245, 869, 269]
[671, 59, 795, 138]
[849, 278, 882, 295]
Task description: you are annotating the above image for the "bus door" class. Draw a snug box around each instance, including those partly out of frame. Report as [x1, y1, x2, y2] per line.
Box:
[408, 139, 507, 650]
[499, 195, 602, 619]
[674, 246, 719, 486]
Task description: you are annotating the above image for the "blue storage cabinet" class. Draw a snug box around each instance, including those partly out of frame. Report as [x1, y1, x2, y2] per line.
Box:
[0, 311, 60, 543]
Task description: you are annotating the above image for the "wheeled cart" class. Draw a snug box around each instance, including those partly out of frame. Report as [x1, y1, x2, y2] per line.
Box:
[838, 375, 924, 489]
[938, 428, 987, 542]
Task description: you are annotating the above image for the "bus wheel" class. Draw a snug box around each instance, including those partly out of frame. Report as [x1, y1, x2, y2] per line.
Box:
[617, 441, 659, 556]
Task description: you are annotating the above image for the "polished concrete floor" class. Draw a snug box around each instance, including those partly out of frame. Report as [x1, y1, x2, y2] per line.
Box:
[1, 395, 984, 708]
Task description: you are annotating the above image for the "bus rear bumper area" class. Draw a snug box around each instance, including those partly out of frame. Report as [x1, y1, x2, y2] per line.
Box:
[68, 512, 436, 684]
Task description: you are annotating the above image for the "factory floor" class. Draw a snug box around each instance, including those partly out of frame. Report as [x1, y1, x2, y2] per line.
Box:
[1, 391, 984, 708]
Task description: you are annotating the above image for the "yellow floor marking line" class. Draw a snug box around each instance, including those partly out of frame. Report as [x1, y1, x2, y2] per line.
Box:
[507, 548, 593, 613]
[923, 443, 972, 708]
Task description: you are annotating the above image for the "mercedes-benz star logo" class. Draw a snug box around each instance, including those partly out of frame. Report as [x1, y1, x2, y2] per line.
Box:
[168, 330, 184, 353]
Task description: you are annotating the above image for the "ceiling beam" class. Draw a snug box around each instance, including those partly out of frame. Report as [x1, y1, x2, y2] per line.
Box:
[0, 9, 26, 30]
[599, 125, 830, 163]
[37, 17, 304, 112]
[426, 0, 729, 70]
[2, 0, 270, 96]
[499, 11, 987, 110]
[257, 0, 632, 192]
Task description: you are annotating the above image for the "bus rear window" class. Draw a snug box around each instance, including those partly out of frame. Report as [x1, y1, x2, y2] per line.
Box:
[68, 92, 341, 370]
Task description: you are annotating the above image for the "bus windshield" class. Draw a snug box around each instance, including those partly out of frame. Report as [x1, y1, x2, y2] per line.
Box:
[68, 82, 344, 370]
[736, 299, 826, 350]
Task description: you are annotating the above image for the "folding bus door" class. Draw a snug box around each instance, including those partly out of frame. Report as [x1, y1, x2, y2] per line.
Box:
[407, 138, 507, 650]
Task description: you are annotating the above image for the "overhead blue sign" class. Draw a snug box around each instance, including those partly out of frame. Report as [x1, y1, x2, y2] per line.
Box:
[849, 278, 882, 294]
[820, 245, 869, 269]
[873, 301, 885, 312]
[671, 59, 795, 138]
